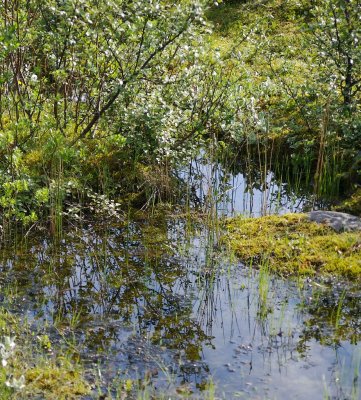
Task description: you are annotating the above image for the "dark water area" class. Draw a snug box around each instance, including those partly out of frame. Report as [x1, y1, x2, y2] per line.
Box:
[0, 159, 359, 399]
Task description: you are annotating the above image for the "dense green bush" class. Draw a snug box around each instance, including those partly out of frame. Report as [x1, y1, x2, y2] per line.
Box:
[0, 0, 239, 228]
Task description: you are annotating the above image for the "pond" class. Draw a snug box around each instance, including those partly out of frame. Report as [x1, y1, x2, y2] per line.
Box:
[0, 157, 360, 399]
[178, 153, 328, 216]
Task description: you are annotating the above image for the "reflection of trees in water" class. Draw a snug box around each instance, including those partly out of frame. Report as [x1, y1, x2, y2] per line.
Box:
[0, 221, 213, 384]
[298, 285, 361, 349]
[179, 147, 323, 216]
[1, 220, 360, 396]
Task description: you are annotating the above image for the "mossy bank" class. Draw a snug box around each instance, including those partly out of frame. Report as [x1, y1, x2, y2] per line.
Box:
[0, 308, 90, 399]
[223, 213, 361, 278]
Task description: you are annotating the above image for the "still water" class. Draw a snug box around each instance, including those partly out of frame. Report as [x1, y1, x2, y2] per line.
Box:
[0, 160, 359, 399]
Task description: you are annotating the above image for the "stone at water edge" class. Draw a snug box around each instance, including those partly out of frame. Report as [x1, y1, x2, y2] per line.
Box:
[308, 211, 361, 232]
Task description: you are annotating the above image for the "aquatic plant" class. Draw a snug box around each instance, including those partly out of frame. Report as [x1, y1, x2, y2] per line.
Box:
[257, 258, 271, 319]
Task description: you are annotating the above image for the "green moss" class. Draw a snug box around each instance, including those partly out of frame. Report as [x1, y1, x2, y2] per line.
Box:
[25, 360, 90, 399]
[0, 306, 90, 399]
[223, 214, 361, 278]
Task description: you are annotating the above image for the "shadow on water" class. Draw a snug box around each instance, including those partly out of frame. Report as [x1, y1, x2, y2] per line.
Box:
[0, 155, 359, 399]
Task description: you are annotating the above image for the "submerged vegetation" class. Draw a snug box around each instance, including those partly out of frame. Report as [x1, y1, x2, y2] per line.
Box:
[224, 213, 361, 278]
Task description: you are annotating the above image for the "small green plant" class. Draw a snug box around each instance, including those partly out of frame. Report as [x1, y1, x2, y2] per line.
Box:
[257, 257, 271, 319]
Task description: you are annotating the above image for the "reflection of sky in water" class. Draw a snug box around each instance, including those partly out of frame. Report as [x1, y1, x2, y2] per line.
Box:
[173, 222, 361, 399]
[180, 156, 319, 216]
[198, 271, 360, 400]
[2, 210, 359, 398]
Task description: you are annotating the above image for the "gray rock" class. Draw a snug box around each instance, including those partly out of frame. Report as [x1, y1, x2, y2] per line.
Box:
[308, 211, 361, 232]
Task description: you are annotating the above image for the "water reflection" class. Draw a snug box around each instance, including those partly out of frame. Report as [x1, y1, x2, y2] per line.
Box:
[0, 217, 360, 399]
[179, 154, 329, 217]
